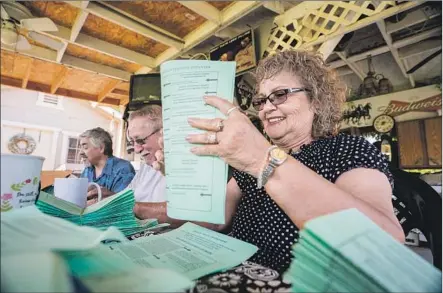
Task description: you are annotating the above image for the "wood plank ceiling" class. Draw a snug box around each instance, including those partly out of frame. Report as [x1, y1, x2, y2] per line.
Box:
[0, 1, 235, 106]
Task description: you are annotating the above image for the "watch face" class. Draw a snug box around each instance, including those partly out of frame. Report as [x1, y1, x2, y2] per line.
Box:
[373, 115, 395, 133]
[270, 148, 287, 162]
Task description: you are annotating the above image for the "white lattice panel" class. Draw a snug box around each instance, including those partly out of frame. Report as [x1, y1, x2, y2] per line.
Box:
[264, 1, 397, 57]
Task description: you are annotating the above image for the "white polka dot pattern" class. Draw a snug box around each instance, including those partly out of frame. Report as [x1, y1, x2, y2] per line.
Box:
[231, 133, 393, 272]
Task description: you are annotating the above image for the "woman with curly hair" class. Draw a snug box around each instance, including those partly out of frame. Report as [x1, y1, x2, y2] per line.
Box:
[135, 50, 404, 273]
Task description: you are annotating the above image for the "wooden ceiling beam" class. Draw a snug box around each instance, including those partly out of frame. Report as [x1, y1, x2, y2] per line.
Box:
[386, 6, 441, 34]
[97, 79, 121, 103]
[376, 20, 415, 87]
[40, 25, 155, 69]
[50, 67, 70, 94]
[65, 1, 184, 49]
[0, 75, 121, 106]
[1, 45, 130, 81]
[153, 1, 264, 68]
[97, 1, 184, 42]
[398, 40, 442, 60]
[328, 27, 442, 68]
[61, 55, 131, 80]
[21, 58, 33, 89]
[336, 52, 365, 80]
[178, 1, 221, 24]
[70, 2, 90, 42]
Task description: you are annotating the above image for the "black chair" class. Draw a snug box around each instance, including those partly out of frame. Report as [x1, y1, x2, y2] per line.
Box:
[390, 168, 442, 270]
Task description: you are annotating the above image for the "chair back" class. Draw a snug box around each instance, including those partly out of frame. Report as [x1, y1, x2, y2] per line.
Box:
[391, 168, 442, 270]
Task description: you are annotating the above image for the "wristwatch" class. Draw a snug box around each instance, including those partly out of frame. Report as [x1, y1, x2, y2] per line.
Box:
[257, 146, 288, 188]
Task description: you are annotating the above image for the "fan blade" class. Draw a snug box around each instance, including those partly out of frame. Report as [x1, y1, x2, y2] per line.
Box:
[16, 35, 31, 51]
[1, 4, 10, 20]
[406, 49, 442, 74]
[20, 17, 58, 32]
[28, 31, 64, 50]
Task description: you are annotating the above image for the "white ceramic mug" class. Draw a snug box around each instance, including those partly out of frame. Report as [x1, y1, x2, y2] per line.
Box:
[1, 153, 45, 212]
[54, 178, 102, 208]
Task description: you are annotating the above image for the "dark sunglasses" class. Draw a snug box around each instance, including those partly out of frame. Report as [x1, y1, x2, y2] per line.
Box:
[131, 129, 161, 146]
[252, 88, 309, 111]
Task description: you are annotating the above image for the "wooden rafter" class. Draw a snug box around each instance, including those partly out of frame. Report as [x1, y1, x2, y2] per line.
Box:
[153, 1, 264, 69]
[97, 79, 121, 103]
[178, 1, 221, 24]
[329, 27, 442, 68]
[21, 58, 33, 89]
[50, 66, 70, 94]
[1, 75, 121, 106]
[376, 20, 415, 87]
[39, 25, 154, 71]
[336, 52, 365, 80]
[64, 1, 184, 49]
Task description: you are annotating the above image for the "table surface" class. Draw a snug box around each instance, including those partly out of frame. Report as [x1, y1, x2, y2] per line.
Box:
[129, 229, 292, 293]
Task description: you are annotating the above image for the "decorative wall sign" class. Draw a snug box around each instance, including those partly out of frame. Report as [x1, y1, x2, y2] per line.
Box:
[341, 85, 442, 129]
[342, 103, 372, 125]
[210, 29, 257, 74]
[7, 134, 37, 154]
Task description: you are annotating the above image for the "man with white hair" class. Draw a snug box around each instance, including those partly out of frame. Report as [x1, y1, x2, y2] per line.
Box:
[125, 105, 166, 202]
[79, 127, 135, 202]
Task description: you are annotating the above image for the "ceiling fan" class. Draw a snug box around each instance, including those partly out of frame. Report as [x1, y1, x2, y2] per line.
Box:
[1, 2, 64, 51]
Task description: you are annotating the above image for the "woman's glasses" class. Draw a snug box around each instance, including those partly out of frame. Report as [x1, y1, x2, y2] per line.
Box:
[252, 88, 308, 111]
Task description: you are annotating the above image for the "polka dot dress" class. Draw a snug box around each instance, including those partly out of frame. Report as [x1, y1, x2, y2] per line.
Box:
[231, 133, 394, 273]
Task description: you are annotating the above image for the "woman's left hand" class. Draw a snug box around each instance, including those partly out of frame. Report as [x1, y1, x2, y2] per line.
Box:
[186, 96, 271, 178]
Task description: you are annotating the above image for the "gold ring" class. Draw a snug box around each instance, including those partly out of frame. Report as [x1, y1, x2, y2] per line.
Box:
[207, 132, 218, 144]
[226, 106, 239, 116]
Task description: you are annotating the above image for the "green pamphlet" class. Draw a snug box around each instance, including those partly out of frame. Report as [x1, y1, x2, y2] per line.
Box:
[35, 189, 169, 237]
[106, 222, 258, 280]
[160, 60, 236, 224]
[1, 206, 194, 293]
[284, 209, 442, 292]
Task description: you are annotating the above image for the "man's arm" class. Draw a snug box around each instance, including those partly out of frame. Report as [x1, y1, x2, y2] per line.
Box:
[133, 178, 243, 231]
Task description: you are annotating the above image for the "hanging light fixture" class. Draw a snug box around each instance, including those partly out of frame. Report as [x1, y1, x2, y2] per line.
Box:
[377, 74, 394, 95]
[358, 55, 393, 98]
[359, 55, 378, 98]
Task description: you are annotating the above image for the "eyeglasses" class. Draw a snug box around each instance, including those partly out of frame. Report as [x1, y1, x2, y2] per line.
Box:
[130, 129, 161, 146]
[252, 88, 309, 111]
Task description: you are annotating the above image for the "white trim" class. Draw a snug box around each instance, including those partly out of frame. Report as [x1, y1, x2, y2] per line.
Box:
[1, 120, 62, 132]
[51, 131, 61, 169]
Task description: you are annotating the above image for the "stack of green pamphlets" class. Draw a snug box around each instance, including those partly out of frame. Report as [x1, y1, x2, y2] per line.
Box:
[1, 206, 193, 293]
[284, 209, 442, 293]
[36, 189, 168, 237]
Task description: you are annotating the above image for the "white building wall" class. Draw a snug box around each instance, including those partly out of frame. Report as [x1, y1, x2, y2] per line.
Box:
[0, 87, 119, 171]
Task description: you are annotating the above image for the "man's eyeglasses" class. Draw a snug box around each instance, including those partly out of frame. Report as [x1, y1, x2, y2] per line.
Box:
[130, 129, 161, 146]
[252, 88, 309, 111]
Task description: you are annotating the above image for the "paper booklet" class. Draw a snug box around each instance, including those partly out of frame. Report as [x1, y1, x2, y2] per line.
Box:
[35, 189, 169, 237]
[1, 206, 193, 293]
[103, 222, 258, 280]
[160, 60, 236, 225]
[284, 209, 442, 293]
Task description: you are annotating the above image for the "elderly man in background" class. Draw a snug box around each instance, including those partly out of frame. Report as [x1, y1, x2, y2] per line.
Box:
[79, 127, 135, 203]
[126, 105, 166, 202]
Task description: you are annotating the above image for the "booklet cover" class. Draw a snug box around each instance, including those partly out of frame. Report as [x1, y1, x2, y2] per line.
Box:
[160, 60, 236, 224]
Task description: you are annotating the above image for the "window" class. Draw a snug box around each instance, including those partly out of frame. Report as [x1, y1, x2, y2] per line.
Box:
[66, 137, 82, 164]
[36, 93, 64, 110]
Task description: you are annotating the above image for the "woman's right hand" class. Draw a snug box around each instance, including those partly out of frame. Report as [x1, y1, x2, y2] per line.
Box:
[152, 130, 165, 175]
